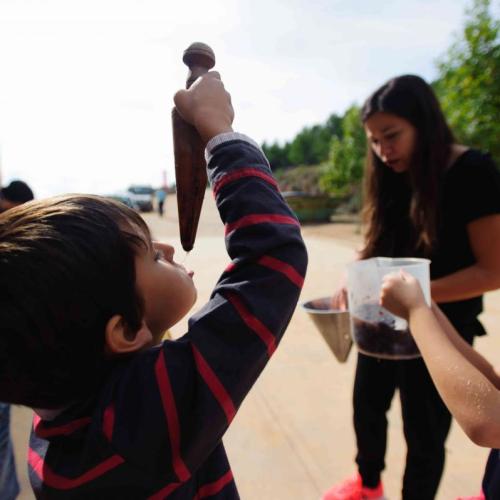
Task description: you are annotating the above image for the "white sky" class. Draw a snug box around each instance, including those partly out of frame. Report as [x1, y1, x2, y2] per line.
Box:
[0, 0, 490, 197]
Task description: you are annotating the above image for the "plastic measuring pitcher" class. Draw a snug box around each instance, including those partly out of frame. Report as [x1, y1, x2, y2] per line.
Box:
[346, 257, 430, 359]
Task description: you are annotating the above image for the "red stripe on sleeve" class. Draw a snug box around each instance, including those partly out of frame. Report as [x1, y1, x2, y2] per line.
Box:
[33, 415, 92, 438]
[155, 352, 191, 482]
[194, 469, 234, 499]
[213, 168, 278, 197]
[148, 481, 182, 500]
[191, 345, 236, 423]
[225, 214, 299, 235]
[226, 292, 277, 356]
[224, 261, 237, 273]
[28, 447, 124, 489]
[258, 255, 305, 288]
[102, 404, 115, 442]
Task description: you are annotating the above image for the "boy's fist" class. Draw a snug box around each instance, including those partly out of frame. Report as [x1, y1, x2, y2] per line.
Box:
[174, 72, 234, 143]
[379, 270, 426, 320]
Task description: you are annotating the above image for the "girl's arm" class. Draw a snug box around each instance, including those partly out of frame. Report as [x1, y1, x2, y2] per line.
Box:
[432, 214, 500, 302]
[381, 273, 500, 448]
[408, 303, 500, 447]
[430, 303, 500, 391]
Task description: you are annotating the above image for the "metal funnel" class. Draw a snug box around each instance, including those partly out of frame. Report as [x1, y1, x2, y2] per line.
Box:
[302, 297, 353, 363]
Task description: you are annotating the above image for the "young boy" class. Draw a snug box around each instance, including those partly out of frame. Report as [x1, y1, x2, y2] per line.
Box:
[0, 72, 308, 498]
[380, 271, 500, 500]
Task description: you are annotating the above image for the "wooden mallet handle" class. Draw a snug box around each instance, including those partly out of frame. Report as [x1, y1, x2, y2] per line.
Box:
[172, 42, 215, 252]
[183, 42, 216, 89]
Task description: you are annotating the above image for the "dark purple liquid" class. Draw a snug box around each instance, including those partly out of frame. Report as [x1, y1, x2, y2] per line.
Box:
[352, 303, 420, 359]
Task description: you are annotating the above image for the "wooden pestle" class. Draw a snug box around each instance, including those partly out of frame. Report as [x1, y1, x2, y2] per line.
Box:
[172, 42, 216, 252]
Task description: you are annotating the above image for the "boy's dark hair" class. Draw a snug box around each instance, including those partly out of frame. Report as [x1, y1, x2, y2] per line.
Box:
[360, 74, 455, 257]
[1, 180, 34, 204]
[0, 195, 151, 408]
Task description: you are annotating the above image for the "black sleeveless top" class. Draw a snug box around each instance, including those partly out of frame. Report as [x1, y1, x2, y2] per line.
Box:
[382, 149, 500, 336]
[431, 149, 500, 333]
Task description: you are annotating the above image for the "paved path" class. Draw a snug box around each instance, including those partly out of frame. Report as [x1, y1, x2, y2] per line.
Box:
[12, 191, 499, 499]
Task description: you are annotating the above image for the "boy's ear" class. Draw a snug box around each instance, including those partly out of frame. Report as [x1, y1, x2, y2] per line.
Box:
[105, 315, 153, 354]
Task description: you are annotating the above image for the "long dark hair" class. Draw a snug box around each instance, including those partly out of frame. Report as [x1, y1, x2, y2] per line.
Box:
[360, 74, 455, 258]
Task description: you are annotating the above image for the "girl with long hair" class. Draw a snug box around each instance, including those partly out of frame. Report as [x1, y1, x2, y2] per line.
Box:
[323, 75, 500, 500]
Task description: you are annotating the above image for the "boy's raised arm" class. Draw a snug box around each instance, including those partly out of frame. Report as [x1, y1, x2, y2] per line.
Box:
[102, 74, 307, 489]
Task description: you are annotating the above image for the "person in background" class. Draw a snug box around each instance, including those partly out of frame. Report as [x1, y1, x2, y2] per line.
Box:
[0, 403, 19, 500]
[323, 75, 500, 500]
[156, 186, 167, 216]
[0, 180, 34, 213]
[0, 178, 34, 500]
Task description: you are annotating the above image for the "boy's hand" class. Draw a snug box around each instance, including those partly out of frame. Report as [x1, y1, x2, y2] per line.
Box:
[174, 71, 234, 143]
[379, 270, 427, 320]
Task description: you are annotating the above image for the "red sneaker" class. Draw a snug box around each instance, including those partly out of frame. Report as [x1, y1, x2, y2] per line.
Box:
[321, 474, 385, 500]
[456, 493, 485, 500]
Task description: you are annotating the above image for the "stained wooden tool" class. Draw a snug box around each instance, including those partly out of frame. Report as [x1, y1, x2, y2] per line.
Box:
[172, 42, 216, 252]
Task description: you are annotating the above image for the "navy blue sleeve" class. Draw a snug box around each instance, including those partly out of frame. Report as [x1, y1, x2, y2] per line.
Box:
[100, 139, 308, 483]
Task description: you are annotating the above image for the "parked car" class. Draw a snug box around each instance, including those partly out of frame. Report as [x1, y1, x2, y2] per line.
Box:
[106, 192, 139, 210]
[126, 185, 154, 212]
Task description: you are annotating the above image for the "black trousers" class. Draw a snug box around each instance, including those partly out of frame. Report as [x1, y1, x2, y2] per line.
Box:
[353, 342, 471, 500]
[482, 449, 500, 500]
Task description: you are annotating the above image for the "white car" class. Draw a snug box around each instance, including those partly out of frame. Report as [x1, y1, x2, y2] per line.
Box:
[126, 185, 154, 212]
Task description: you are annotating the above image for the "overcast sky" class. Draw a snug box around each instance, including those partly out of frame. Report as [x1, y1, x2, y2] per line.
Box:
[0, 0, 492, 198]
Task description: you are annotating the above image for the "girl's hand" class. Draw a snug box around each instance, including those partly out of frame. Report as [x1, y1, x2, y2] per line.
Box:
[330, 285, 348, 311]
[379, 270, 427, 320]
[174, 71, 234, 143]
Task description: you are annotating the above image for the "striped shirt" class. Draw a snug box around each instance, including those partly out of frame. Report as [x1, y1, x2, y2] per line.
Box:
[29, 135, 308, 499]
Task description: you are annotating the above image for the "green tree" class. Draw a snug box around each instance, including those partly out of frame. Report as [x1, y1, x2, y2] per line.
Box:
[262, 141, 291, 170]
[324, 113, 343, 139]
[262, 113, 343, 168]
[288, 125, 330, 165]
[434, 0, 500, 162]
[320, 105, 366, 196]
[287, 128, 314, 165]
